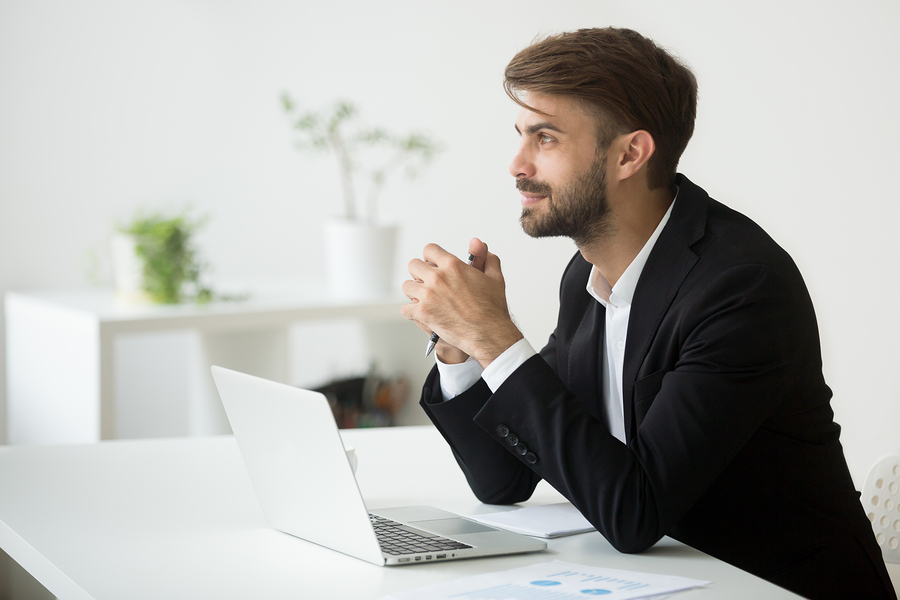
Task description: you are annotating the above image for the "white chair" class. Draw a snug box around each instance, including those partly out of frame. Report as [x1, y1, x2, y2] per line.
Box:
[862, 454, 900, 564]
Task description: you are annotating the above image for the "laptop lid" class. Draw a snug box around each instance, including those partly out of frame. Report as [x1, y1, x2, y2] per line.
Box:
[211, 365, 385, 565]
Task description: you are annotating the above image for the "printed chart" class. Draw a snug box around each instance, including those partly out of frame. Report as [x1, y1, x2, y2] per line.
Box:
[380, 560, 710, 600]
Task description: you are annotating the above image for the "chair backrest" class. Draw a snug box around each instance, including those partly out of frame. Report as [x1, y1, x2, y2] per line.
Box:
[862, 454, 900, 564]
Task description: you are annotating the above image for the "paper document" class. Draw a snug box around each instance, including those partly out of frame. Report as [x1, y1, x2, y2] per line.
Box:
[465, 503, 595, 538]
[379, 560, 711, 600]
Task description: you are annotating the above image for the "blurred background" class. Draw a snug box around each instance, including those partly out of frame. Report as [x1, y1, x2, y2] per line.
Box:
[0, 0, 898, 486]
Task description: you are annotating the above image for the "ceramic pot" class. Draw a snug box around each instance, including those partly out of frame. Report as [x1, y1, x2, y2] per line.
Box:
[110, 232, 150, 303]
[323, 219, 398, 299]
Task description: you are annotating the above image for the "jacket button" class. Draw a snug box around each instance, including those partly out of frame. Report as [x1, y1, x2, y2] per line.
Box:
[515, 443, 528, 456]
[496, 424, 509, 438]
[506, 433, 519, 447]
[525, 452, 537, 464]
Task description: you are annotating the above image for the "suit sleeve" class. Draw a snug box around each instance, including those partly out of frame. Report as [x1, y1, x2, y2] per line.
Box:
[419, 367, 543, 504]
[473, 263, 804, 553]
[416, 255, 582, 505]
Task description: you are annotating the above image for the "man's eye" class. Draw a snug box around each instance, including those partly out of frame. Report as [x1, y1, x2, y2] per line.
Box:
[540, 134, 554, 144]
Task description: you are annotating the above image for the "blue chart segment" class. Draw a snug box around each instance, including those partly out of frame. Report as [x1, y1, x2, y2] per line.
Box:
[548, 570, 650, 593]
[531, 581, 562, 586]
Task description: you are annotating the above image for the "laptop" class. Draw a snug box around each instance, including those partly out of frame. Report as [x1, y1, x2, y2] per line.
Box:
[210, 365, 547, 566]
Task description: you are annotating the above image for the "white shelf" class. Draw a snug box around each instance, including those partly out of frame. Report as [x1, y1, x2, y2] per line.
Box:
[10, 283, 407, 329]
[5, 283, 430, 444]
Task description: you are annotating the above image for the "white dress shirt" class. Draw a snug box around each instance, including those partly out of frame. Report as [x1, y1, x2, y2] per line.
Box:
[437, 195, 676, 444]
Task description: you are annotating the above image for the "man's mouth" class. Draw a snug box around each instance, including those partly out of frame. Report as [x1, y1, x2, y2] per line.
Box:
[520, 193, 547, 207]
[517, 180, 551, 207]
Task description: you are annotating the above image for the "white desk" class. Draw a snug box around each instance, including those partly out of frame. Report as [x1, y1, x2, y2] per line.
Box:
[0, 425, 803, 599]
[5, 285, 431, 444]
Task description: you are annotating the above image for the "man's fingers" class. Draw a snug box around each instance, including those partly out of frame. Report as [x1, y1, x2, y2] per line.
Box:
[400, 298, 428, 327]
[421, 243, 455, 266]
[468, 237, 488, 272]
[400, 276, 417, 296]
[406, 258, 431, 282]
[400, 279, 419, 302]
[483, 248, 504, 283]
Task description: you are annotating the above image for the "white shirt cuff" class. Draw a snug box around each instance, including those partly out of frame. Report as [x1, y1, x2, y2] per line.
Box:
[481, 338, 537, 393]
[436, 355, 484, 400]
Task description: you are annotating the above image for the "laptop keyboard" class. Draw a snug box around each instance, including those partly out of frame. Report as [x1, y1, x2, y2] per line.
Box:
[369, 514, 473, 556]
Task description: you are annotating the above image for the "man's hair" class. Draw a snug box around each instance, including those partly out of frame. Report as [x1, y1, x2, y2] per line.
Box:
[504, 28, 698, 190]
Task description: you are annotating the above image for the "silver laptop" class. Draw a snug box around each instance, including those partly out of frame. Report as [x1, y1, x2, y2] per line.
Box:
[210, 365, 547, 566]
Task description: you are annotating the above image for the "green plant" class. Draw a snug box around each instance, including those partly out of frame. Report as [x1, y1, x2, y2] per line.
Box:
[280, 93, 440, 223]
[119, 212, 213, 304]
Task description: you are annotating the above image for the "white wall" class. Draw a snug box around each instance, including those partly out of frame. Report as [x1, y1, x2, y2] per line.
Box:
[1, 0, 898, 484]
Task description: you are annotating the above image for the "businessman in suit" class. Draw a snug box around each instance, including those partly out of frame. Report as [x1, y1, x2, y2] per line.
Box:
[401, 28, 895, 599]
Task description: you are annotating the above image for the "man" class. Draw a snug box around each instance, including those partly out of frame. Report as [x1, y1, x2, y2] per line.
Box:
[400, 28, 895, 599]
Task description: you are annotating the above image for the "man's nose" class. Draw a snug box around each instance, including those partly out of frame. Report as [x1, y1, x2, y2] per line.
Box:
[509, 145, 536, 179]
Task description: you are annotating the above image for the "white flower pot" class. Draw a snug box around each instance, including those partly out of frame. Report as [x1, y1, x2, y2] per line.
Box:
[110, 232, 150, 303]
[323, 219, 398, 299]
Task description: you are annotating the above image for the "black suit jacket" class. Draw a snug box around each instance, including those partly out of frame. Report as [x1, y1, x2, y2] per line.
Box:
[421, 175, 895, 599]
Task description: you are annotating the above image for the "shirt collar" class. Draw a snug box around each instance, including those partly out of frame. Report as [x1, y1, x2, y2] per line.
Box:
[586, 188, 678, 308]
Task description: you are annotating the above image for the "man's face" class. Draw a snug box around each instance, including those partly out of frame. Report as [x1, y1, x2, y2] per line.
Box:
[511, 94, 613, 246]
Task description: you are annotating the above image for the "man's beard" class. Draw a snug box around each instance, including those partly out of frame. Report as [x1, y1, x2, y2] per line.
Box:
[518, 153, 613, 247]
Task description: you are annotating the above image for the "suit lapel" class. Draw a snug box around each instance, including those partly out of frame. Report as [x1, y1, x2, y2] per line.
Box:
[622, 175, 708, 441]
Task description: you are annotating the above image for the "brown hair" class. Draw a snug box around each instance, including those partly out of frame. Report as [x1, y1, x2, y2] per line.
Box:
[504, 28, 697, 190]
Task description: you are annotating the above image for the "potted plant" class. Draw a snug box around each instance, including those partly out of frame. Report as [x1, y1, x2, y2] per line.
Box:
[111, 211, 214, 304]
[280, 93, 440, 298]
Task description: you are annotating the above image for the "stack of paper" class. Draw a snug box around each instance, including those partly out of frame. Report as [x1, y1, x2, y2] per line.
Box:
[465, 502, 596, 538]
[379, 560, 711, 600]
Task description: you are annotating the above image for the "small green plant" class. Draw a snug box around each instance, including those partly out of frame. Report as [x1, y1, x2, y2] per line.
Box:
[119, 212, 213, 304]
[280, 93, 440, 223]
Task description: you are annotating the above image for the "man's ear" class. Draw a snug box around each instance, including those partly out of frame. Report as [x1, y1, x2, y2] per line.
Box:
[611, 130, 655, 182]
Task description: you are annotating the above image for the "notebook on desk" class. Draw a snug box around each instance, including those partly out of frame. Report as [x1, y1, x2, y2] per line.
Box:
[210, 365, 547, 566]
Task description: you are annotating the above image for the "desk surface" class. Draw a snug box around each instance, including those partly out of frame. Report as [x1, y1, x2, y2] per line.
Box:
[0, 426, 801, 599]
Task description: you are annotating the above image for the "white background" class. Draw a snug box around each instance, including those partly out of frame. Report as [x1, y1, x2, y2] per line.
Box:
[1, 0, 898, 485]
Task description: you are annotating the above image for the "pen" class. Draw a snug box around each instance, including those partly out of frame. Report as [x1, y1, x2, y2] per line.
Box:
[425, 252, 476, 357]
